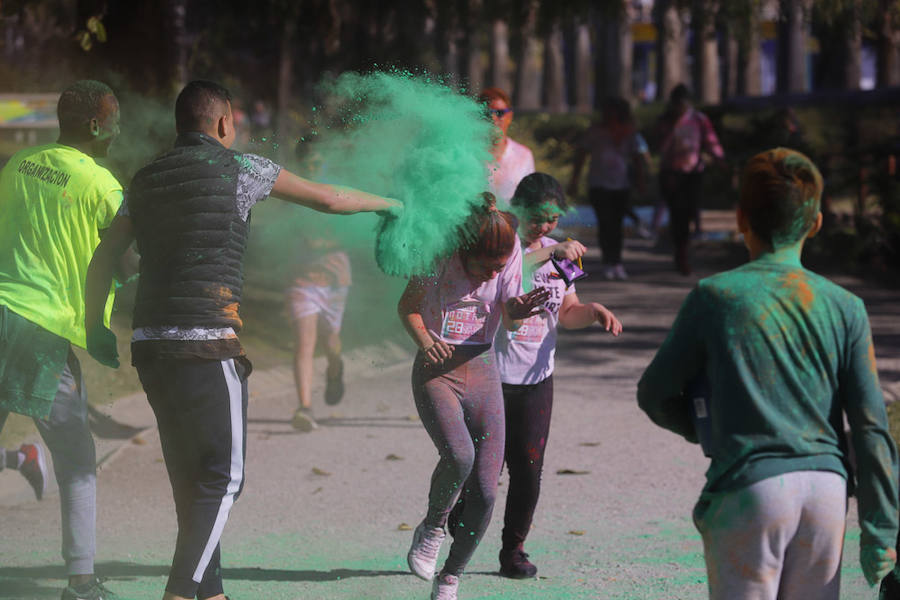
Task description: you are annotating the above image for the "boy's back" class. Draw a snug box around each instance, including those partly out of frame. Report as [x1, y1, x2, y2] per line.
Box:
[639, 147, 898, 597]
[684, 257, 882, 496]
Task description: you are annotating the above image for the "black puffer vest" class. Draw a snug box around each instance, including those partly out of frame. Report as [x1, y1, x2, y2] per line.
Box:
[129, 133, 249, 332]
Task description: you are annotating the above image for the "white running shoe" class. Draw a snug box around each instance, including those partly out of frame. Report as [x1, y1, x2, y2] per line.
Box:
[602, 266, 616, 280]
[407, 520, 446, 580]
[431, 571, 459, 600]
[291, 407, 318, 432]
[614, 263, 628, 280]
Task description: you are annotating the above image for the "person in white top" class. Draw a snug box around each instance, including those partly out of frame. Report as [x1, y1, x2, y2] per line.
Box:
[487, 173, 622, 579]
[478, 87, 536, 203]
[399, 192, 550, 600]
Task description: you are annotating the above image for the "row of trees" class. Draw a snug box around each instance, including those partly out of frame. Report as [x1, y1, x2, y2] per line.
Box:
[3, 1, 900, 115]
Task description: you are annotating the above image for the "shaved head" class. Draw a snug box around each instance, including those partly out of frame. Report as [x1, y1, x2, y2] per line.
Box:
[57, 80, 115, 136]
[175, 80, 233, 134]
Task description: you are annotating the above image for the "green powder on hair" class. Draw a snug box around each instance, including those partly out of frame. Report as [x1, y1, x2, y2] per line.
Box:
[309, 70, 495, 277]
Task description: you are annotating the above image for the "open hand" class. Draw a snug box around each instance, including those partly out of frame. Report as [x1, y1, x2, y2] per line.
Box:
[423, 337, 454, 367]
[861, 544, 897, 586]
[554, 240, 587, 262]
[506, 287, 551, 321]
[592, 303, 622, 336]
[87, 324, 120, 368]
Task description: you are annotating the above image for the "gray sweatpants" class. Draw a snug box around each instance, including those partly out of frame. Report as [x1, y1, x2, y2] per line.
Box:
[693, 470, 847, 600]
[0, 348, 96, 576]
[412, 345, 505, 576]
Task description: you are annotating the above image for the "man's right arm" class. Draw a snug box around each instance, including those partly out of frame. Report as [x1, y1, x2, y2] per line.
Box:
[85, 214, 135, 368]
[270, 169, 402, 216]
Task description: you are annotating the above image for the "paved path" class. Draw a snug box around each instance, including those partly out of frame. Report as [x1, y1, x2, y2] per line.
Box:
[0, 233, 897, 599]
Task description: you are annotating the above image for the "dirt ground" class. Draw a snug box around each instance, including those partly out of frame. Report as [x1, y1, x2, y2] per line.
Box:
[0, 229, 897, 600]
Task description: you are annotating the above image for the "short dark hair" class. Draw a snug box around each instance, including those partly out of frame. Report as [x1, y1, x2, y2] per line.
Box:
[511, 172, 569, 213]
[600, 96, 634, 127]
[57, 80, 115, 135]
[461, 192, 518, 260]
[175, 80, 232, 134]
[669, 83, 691, 105]
[739, 147, 823, 248]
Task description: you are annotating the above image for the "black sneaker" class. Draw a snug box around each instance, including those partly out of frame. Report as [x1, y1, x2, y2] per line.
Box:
[499, 547, 537, 579]
[60, 576, 119, 600]
[324, 359, 344, 405]
[881, 570, 900, 599]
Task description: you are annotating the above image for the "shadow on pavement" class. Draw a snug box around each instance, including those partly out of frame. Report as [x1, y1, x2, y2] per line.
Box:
[0, 563, 412, 593]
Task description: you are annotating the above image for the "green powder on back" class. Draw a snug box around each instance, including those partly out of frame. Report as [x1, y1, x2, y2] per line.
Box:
[310, 70, 494, 277]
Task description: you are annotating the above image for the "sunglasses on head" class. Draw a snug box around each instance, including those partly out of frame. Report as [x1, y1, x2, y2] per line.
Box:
[488, 108, 512, 118]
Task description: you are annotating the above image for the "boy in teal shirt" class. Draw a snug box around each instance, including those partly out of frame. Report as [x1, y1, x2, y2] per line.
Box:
[638, 148, 898, 598]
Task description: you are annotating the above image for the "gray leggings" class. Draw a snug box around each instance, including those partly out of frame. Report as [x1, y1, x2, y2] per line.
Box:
[0, 348, 96, 576]
[412, 344, 505, 576]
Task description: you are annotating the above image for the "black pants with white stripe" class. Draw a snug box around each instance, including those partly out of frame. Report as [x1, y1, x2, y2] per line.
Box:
[137, 356, 250, 599]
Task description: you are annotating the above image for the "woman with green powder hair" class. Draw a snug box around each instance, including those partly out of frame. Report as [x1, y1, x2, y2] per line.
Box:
[400, 193, 549, 600]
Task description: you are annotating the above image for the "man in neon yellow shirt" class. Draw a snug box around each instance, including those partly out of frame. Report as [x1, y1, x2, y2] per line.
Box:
[0, 80, 124, 600]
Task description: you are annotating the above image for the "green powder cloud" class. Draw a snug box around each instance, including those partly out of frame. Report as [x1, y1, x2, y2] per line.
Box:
[310, 70, 495, 277]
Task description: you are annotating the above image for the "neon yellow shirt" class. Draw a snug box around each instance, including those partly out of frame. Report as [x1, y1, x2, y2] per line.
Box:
[0, 143, 122, 348]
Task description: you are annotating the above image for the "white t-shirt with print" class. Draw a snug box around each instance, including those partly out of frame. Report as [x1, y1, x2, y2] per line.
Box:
[488, 138, 536, 202]
[495, 237, 575, 384]
[417, 239, 523, 346]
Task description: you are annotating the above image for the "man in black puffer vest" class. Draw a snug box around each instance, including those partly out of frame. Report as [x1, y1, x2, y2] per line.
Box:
[84, 80, 400, 600]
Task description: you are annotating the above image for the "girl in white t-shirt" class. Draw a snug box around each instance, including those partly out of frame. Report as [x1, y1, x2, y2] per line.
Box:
[492, 172, 622, 579]
[399, 193, 550, 600]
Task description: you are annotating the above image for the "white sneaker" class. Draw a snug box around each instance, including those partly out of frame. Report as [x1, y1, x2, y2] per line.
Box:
[431, 571, 459, 600]
[614, 264, 628, 280]
[602, 266, 616, 280]
[408, 520, 446, 580]
[291, 407, 318, 432]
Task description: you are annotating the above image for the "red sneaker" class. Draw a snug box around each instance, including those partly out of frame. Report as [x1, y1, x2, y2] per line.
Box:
[19, 443, 47, 500]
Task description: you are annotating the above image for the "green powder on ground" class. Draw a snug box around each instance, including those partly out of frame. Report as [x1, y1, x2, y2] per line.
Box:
[309, 70, 494, 277]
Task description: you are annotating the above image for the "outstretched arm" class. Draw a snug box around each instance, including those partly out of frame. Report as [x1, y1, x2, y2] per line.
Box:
[558, 291, 622, 334]
[85, 214, 135, 368]
[271, 169, 402, 216]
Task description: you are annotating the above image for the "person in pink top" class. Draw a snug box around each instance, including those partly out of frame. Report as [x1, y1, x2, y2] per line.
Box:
[655, 83, 725, 275]
[400, 193, 549, 600]
[478, 87, 536, 202]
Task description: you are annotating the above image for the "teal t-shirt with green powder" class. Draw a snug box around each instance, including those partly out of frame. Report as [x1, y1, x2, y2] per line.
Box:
[638, 253, 899, 550]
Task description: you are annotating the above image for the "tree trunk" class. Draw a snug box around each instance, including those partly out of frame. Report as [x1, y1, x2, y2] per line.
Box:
[877, 0, 900, 87]
[741, 4, 763, 96]
[543, 18, 567, 113]
[778, 0, 811, 93]
[514, 1, 541, 109]
[844, 0, 862, 90]
[462, 0, 485, 93]
[723, 24, 739, 98]
[694, 0, 720, 104]
[657, 0, 687, 101]
[618, 2, 634, 101]
[166, 0, 189, 93]
[276, 12, 297, 164]
[594, 2, 633, 106]
[573, 20, 592, 113]
[436, 1, 461, 83]
[490, 18, 512, 93]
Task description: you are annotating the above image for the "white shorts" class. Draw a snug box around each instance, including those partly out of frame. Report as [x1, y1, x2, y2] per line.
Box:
[287, 285, 349, 333]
